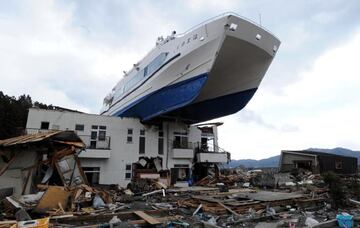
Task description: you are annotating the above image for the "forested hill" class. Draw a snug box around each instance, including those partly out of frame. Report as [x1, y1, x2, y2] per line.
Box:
[0, 91, 53, 139]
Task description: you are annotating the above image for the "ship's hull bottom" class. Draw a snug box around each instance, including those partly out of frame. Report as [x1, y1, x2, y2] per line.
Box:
[114, 73, 208, 120]
[114, 71, 257, 123]
[166, 87, 257, 123]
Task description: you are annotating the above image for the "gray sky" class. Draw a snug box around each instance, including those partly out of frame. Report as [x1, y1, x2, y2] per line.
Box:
[1, 0, 360, 159]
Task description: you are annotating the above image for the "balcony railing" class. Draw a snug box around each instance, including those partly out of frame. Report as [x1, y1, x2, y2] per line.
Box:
[26, 128, 53, 134]
[172, 141, 194, 149]
[26, 128, 111, 150]
[78, 135, 111, 150]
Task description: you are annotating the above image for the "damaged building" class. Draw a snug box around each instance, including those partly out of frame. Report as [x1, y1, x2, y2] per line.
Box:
[0, 131, 87, 196]
[279, 150, 358, 174]
[25, 108, 230, 188]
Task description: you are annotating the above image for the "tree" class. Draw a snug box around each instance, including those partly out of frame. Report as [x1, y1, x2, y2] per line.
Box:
[0, 91, 52, 139]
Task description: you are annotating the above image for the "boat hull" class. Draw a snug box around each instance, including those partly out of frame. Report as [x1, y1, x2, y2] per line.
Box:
[102, 14, 280, 123]
[115, 74, 208, 120]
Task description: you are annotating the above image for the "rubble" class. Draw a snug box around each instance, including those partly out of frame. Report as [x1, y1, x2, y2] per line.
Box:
[1, 170, 360, 227]
[1, 133, 360, 227]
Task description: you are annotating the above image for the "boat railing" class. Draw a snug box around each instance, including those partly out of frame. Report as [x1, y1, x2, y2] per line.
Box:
[175, 12, 279, 40]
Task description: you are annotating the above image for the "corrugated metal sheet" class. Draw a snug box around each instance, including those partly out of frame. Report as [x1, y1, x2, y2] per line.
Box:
[0, 131, 85, 148]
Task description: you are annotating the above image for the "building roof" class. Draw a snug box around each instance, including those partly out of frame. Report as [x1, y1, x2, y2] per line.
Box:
[0, 130, 85, 148]
[282, 150, 357, 159]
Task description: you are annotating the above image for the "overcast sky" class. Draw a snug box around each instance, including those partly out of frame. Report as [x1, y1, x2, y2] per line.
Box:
[1, 0, 360, 159]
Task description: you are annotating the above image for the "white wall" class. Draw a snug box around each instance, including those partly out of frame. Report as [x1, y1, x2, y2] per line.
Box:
[26, 108, 217, 187]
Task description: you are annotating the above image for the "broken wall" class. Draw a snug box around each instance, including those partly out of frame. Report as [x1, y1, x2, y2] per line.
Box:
[280, 153, 317, 173]
[0, 150, 38, 196]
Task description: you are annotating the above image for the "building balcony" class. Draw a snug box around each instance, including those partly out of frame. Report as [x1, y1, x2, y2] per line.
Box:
[77, 135, 111, 159]
[172, 148, 194, 159]
[78, 135, 111, 150]
[78, 149, 111, 159]
[172, 141, 194, 159]
[196, 152, 230, 163]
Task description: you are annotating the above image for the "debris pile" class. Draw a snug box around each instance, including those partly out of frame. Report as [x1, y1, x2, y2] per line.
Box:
[1, 168, 360, 227]
[1, 132, 360, 227]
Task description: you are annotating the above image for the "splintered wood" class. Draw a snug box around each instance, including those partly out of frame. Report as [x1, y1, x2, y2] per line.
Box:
[177, 190, 319, 216]
[35, 186, 72, 212]
[196, 174, 247, 187]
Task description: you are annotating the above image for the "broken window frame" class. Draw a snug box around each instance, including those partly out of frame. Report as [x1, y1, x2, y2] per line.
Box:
[82, 167, 100, 185]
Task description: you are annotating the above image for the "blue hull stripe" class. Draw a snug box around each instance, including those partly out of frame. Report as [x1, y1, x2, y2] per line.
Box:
[114, 73, 208, 120]
[168, 88, 258, 123]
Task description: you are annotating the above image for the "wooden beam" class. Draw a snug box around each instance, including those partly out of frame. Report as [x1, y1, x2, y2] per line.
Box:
[134, 211, 161, 225]
[217, 202, 241, 218]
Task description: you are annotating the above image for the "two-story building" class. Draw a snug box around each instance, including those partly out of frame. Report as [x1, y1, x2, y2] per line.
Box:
[26, 108, 229, 187]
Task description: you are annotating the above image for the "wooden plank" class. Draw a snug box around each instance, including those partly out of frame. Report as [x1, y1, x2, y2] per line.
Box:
[134, 211, 161, 225]
[0, 220, 17, 225]
[52, 209, 166, 222]
[35, 186, 71, 212]
[217, 202, 240, 217]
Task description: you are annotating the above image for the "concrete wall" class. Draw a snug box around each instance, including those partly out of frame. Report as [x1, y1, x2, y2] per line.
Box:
[26, 108, 216, 187]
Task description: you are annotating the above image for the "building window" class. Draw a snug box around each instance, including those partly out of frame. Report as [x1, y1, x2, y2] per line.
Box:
[91, 131, 97, 140]
[140, 129, 145, 136]
[90, 141, 97, 149]
[139, 136, 145, 154]
[89, 126, 107, 148]
[75, 124, 84, 131]
[158, 138, 164, 155]
[127, 128, 133, 143]
[82, 167, 100, 185]
[335, 160, 343, 169]
[173, 132, 189, 149]
[98, 131, 106, 141]
[40, 121, 49, 130]
[174, 164, 189, 168]
[125, 164, 132, 179]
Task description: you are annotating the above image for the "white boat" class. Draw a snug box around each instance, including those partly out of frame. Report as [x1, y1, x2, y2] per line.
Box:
[100, 13, 280, 123]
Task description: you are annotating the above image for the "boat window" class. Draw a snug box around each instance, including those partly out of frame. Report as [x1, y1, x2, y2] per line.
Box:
[144, 67, 148, 77]
[146, 52, 168, 77]
[123, 52, 168, 93]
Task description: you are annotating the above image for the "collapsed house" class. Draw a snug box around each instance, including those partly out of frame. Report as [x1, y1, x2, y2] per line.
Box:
[25, 108, 230, 187]
[279, 150, 358, 174]
[0, 131, 87, 196]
